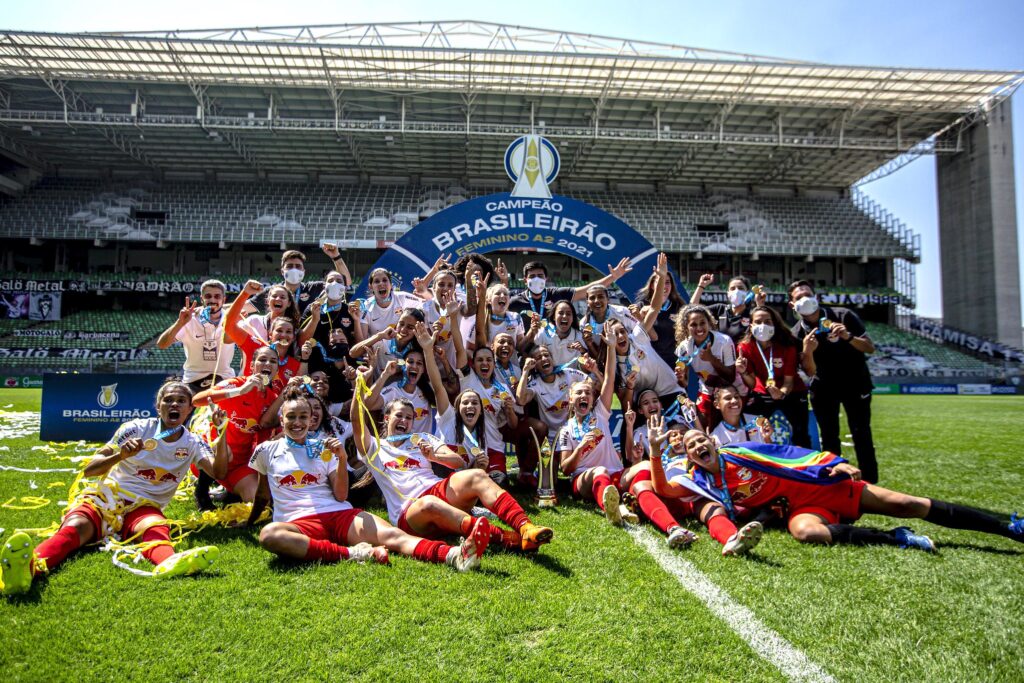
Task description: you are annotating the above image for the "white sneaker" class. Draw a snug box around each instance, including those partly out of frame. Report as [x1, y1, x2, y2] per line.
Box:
[446, 540, 481, 572]
[619, 504, 640, 526]
[470, 506, 499, 522]
[348, 542, 374, 563]
[602, 486, 623, 526]
[722, 521, 763, 556]
[666, 526, 698, 549]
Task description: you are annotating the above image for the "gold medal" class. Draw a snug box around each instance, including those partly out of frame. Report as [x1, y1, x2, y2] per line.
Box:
[755, 417, 769, 428]
[752, 284, 765, 296]
[766, 379, 777, 389]
[143, 438, 158, 451]
[395, 359, 407, 367]
[821, 319, 833, 330]
[321, 450, 333, 462]
[409, 433, 424, 446]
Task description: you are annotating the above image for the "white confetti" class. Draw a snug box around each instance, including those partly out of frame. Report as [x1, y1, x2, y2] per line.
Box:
[0, 410, 40, 440]
[29, 480, 38, 490]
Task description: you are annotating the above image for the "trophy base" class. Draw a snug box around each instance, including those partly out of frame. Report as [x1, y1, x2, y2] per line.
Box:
[536, 493, 557, 508]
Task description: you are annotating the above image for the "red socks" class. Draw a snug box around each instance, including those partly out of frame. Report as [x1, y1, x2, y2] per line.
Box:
[635, 490, 679, 534]
[707, 514, 738, 545]
[304, 538, 351, 563]
[490, 492, 529, 531]
[33, 525, 82, 574]
[592, 474, 614, 510]
[141, 525, 175, 566]
[412, 539, 452, 564]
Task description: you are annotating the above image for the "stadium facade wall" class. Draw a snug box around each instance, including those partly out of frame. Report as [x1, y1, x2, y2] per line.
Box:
[937, 97, 1022, 348]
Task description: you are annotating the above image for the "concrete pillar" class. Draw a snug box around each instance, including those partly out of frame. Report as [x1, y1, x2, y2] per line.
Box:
[936, 97, 1021, 346]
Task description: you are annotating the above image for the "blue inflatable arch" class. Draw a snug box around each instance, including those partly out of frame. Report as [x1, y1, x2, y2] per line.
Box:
[356, 193, 688, 303]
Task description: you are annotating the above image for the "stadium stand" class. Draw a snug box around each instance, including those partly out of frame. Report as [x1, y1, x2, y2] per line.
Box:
[0, 179, 915, 260]
[863, 322, 1001, 378]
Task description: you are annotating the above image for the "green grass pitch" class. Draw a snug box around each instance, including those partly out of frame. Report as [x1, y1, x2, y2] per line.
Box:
[1, 389, 1022, 682]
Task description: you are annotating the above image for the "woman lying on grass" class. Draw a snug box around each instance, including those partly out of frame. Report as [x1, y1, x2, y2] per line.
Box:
[247, 389, 485, 572]
[649, 424, 1024, 552]
[1, 380, 228, 596]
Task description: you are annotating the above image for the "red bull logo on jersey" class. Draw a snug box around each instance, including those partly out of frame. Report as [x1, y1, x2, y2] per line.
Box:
[414, 406, 431, 420]
[385, 455, 423, 471]
[174, 447, 189, 461]
[135, 467, 178, 483]
[276, 470, 321, 488]
[732, 476, 766, 503]
[550, 399, 569, 414]
[229, 416, 260, 433]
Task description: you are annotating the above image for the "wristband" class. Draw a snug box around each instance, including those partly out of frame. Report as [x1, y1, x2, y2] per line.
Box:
[224, 386, 244, 398]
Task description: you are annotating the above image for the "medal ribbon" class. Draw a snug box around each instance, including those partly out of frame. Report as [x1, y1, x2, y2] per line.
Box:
[315, 341, 346, 363]
[569, 411, 596, 441]
[754, 341, 774, 382]
[529, 289, 547, 316]
[285, 435, 323, 460]
[676, 335, 711, 367]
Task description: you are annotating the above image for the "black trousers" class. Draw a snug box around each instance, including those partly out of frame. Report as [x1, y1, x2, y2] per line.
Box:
[810, 387, 877, 483]
[746, 391, 812, 449]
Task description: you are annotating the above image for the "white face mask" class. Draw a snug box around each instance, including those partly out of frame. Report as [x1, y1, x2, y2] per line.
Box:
[325, 282, 346, 300]
[527, 276, 547, 295]
[794, 296, 819, 316]
[751, 323, 774, 342]
[727, 289, 748, 307]
[284, 267, 305, 285]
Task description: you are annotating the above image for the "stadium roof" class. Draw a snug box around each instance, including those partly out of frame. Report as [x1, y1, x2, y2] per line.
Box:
[0, 21, 1020, 187]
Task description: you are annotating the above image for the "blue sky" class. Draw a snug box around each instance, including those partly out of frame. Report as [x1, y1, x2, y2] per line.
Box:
[5, 0, 1022, 318]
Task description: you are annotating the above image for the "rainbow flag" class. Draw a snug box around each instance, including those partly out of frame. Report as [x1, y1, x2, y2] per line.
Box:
[719, 443, 849, 485]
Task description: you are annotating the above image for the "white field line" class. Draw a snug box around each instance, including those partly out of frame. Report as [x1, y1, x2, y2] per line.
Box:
[628, 526, 836, 683]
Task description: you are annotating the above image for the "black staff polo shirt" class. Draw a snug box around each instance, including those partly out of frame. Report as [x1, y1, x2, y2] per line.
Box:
[790, 305, 873, 394]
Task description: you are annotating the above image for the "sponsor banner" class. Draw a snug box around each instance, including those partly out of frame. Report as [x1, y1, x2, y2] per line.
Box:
[28, 292, 61, 321]
[899, 384, 958, 395]
[909, 317, 1024, 363]
[0, 347, 149, 361]
[957, 383, 992, 395]
[991, 386, 1019, 395]
[871, 383, 900, 394]
[41, 373, 165, 441]
[2, 375, 43, 388]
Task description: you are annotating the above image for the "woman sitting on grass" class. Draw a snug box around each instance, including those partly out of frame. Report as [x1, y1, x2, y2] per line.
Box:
[1, 380, 229, 596]
[351, 353, 553, 554]
[247, 389, 484, 572]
